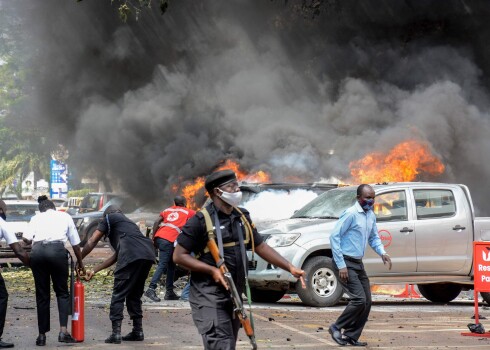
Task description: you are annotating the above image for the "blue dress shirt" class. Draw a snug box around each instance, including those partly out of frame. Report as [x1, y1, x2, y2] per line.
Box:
[330, 201, 386, 269]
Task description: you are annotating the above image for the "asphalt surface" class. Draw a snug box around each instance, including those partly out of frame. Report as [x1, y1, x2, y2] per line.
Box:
[2, 246, 490, 349]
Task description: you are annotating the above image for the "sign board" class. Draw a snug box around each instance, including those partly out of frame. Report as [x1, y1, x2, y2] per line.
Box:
[50, 160, 68, 199]
[473, 242, 490, 293]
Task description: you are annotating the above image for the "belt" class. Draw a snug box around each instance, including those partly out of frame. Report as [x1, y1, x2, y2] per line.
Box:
[34, 240, 64, 246]
[343, 255, 362, 264]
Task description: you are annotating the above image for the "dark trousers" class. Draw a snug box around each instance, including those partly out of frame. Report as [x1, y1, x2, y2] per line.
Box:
[30, 242, 70, 334]
[333, 259, 372, 341]
[148, 238, 175, 291]
[110, 260, 152, 322]
[0, 274, 8, 338]
[190, 303, 240, 350]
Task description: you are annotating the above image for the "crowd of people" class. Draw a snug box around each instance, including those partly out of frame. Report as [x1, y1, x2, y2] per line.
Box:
[0, 169, 391, 349]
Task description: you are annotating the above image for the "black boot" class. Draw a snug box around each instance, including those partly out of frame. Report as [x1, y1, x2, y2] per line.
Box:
[144, 288, 161, 302]
[164, 290, 180, 300]
[105, 320, 122, 344]
[122, 318, 144, 341]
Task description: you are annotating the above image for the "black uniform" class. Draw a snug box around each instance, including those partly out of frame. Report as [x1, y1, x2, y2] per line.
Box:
[177, 203, 263, 350]
[97, 212, 155, 322]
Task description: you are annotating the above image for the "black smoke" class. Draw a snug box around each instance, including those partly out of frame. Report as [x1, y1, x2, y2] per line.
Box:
[10, 0, 490, 214]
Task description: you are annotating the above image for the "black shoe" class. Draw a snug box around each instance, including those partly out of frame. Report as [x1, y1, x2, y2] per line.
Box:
[122, 331, 144, 341]
[145, 288, 161, 302]
[105, 333, 122, 344]
[0, 340, 14, 348]
[328, 324, 347, 346]
[58, 332, 77, 343]
[342, 335, 367, 347]
[36, 334, 46, 346]
[164, 291, 180, 300]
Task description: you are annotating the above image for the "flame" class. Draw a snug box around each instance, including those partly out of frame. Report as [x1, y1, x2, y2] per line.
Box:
[176, 160, 271, 209]
[349, 140, 445, 183]
[180, 177, 205, 210]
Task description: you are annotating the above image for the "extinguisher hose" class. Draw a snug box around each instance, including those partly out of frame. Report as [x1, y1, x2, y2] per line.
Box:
[68, 252, 75, 316]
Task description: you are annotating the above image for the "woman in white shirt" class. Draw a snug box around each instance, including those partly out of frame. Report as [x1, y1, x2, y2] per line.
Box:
[24, 196, 85, 347]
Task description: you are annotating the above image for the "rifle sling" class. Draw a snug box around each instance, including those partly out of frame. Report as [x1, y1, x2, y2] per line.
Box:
[213, 210, 225, 260]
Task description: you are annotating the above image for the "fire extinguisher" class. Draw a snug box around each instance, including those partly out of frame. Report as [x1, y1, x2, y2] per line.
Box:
[69, 254, 85, 342]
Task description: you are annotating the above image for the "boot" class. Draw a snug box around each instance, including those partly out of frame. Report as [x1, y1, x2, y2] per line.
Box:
[144, 288, 161, 302]
[105, 320, 122, 344]
[122, 318, 144, 341]
[164, 290, 180, 300]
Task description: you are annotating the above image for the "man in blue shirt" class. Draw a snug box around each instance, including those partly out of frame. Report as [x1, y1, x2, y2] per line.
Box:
[329, 184, 392, 347]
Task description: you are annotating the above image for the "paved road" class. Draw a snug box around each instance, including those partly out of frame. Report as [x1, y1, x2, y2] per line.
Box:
[4, 291, 490, 349]
[2, 246, 490, 349]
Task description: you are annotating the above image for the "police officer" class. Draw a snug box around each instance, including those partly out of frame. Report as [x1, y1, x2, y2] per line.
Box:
[79, 205, 155, 344]
[0, 208, 30, 348]
[24, 195, 85, 347]
[174, 169, 305, 350]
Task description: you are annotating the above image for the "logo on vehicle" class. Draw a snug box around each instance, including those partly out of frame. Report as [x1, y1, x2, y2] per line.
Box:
[378, 229, 392, 247]
[167, 212, 179, 222]
[483, 248, 490, 262]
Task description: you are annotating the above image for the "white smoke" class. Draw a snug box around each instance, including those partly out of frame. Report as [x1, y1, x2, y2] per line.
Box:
[243, 189, 319, 223]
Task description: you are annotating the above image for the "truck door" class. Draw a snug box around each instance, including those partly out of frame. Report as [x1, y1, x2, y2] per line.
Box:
[413, 188, 473, 273]
[364, 190, 417, 274]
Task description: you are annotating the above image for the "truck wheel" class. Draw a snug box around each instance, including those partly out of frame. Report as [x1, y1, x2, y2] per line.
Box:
[296, 256, 343, 307]
[250, 288, 286, 303]
[417, 283, 462, 303]
[481, 292, 490, 305]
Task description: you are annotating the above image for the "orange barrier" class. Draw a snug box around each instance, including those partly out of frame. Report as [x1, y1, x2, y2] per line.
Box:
[393, 284, 421, 299]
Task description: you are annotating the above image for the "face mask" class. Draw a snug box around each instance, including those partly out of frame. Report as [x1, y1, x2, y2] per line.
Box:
[218, 189, 242, 207]
[360, 199, 374, 211]
[0, 212, 5, 221]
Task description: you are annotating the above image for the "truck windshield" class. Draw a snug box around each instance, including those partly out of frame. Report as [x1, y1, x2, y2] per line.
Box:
[291, 188, 357, 219]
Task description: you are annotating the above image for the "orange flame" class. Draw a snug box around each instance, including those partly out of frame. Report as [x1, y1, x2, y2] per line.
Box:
[349, 140, 445, 183]
[177, 160, 271, 209]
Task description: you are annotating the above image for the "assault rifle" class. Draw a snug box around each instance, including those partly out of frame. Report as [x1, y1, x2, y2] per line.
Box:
[207, 238, 257, 350]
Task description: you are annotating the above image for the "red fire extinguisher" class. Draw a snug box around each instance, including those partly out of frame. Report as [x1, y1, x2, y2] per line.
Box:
[72, 277, 85, 342]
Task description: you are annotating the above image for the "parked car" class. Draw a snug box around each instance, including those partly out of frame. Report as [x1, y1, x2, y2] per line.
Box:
[71, 196, 140, 245]
[0, 200, 37, 258]
[247, 182, 490, 306]
[77, 192, 124, 214]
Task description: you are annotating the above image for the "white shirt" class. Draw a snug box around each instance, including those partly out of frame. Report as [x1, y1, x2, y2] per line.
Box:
[0, 217, 18, 245]
[25, 209, 81, 245]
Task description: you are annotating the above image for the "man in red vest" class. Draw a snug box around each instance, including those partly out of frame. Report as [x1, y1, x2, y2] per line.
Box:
[145, 196, 196, 301]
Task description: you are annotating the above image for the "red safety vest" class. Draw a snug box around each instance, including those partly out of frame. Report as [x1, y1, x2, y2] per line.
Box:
[153, 206, 196, 242]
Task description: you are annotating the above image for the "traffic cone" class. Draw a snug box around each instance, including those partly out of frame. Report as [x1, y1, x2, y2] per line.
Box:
[393, 284, 421, 299]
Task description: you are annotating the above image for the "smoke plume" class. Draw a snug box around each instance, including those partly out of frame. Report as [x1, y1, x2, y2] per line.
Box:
[9, 1, 490, 214]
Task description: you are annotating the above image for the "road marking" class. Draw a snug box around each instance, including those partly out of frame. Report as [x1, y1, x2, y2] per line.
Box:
[253, 313, 334, 346]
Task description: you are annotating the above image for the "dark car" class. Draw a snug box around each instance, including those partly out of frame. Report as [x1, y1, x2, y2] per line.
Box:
[72, 196, 140, 245]
[77, 192, 124, 214]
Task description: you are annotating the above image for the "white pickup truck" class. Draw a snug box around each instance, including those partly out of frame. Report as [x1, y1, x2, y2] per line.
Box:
[247, 182, 490, 307]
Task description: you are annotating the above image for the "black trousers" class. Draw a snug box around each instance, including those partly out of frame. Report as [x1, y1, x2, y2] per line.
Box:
[333, 258, 372, 341]
[109, 260, 152, 322]
[30, 242, 70, 334]
[0, 273, 8, 338]
[190, 303, 240, 350]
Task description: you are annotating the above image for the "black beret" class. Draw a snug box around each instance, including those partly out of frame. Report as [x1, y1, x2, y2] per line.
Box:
[205, 170, 237, 193]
